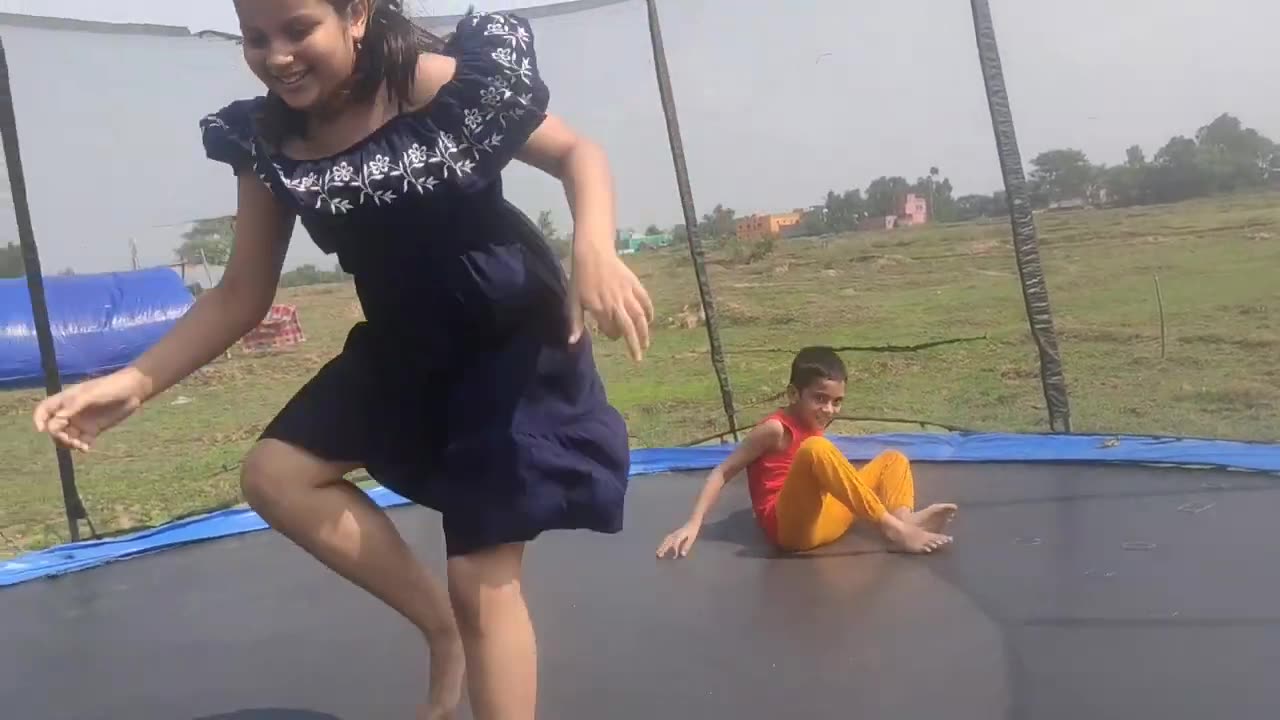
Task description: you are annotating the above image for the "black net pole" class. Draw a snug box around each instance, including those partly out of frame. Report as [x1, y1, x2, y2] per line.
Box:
[0, 38, 88, 541]
[644, 0, 739, 442]
[969, 0, 1072, 433]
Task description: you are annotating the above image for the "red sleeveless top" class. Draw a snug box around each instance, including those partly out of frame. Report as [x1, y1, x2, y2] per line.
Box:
[745, 409, 823, 542]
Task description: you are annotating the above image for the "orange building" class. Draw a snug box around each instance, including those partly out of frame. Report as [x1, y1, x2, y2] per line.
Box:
[735, 211, 802, 240]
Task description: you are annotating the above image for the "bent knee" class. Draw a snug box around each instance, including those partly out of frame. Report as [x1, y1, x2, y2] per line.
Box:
[239, 444, 280, 508]
[877, 449, 910, 466]
[795, 436, 839, 462]
[239, 439, 356, 508]
[447, 544, 525, 629]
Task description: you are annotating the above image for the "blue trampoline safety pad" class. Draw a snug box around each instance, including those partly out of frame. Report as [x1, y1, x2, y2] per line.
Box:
[630, 431, 1280, 475]
[3, 432, 1278, 588]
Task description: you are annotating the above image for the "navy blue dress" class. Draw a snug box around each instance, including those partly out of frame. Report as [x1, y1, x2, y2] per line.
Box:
[199, 12, 630, 556]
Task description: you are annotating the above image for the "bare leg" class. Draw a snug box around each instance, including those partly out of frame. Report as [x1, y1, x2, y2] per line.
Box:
[240, 440, 466, 719]
[447, 542, 537, 720]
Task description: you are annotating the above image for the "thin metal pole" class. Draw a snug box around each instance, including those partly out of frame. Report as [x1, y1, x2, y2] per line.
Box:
[644, 0, 739, 441]
[969, 0, 1072, 432]
[0, 38, 88, 540]
[1153, 273, 1167, 359]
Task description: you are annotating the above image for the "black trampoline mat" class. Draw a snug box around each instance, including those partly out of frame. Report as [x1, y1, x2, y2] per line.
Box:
[2, 462, 1278, 719]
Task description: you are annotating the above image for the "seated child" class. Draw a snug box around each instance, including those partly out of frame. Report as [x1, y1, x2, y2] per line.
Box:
[657, 346, 956, 558]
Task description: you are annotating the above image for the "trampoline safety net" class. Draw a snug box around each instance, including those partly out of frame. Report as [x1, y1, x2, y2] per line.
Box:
[0, 0, 1277, 552]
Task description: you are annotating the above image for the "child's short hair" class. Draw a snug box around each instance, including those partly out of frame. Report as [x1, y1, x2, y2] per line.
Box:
[789, 346, 847, 390]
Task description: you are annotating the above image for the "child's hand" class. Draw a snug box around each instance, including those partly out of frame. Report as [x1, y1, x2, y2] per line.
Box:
[656, 522, 701, 559]
[33, 369, 149, 451]
[569, 245, 654, 362]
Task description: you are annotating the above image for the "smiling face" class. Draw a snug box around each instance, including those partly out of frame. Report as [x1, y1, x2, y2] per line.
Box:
[787, 377, 845, 431]
[234, 0, 370, 111]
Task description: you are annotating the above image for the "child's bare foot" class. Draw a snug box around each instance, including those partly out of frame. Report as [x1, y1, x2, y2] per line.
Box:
[906, 503, 958, 533]
[884, 519, 953, 554]
[419, 634, 466, 720]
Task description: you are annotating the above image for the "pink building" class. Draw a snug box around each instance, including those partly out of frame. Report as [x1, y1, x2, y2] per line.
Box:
[898, 193, 928, 226]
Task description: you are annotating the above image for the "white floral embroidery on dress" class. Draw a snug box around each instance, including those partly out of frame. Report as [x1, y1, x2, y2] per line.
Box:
[252, 11, 541, 217]
[201, 113, 278, 191]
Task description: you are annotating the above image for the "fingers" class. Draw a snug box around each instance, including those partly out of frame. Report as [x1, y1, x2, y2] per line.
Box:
[676, 536, 694, 557]
[635, 280, 655, 326]
[567, 290, 585, 345]
[655, 530, 696, 558]
[583, 290, 653, 362]
[32, 396, 59, 432]
[568, 310, 585, 345]
[571, 260, 654, 360]
[33, 390, 95, 452]
[616, 305, 643, 362]
[656, 533, 690, 559]
[33, 390, 80, 432]
[51, 412, 93, 451]
[55, 423, 93, 453]
[626, 293, 651, 356]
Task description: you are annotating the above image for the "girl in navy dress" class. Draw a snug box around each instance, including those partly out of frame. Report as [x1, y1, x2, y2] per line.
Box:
[33, 1, 653, 717]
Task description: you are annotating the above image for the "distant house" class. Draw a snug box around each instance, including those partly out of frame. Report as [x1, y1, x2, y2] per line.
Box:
[616, 229, 672, 254]
[897, 193, 929, 226]
[857, 194, 928, 232]
[735, 211, 802, 240]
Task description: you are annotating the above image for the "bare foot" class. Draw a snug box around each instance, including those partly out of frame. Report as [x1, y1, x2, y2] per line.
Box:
[419, 635, 466, 720]
[884, 520, 953, 554]
[906, 503, 957, 533]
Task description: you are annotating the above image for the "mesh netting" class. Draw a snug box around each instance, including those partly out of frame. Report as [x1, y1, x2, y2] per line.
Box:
[0, 0, 1277, 550]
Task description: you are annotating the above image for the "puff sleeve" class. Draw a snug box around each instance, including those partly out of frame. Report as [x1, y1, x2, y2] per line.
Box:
[428, 11, 552, 185]
[199, 99, 261, 176]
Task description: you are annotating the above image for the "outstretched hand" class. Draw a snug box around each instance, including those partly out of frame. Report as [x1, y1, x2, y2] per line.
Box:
[32, 369, 148, 452]
[656, 522, 700, 559]
[569, 247, 654, 362]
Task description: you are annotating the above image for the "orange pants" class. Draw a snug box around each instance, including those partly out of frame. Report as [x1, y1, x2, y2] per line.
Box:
[774, 437, 916, 551]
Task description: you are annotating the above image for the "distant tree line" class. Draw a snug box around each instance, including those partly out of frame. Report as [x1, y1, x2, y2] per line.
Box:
[23, 111, 1268, 281]
[172, 217, 353, 289]
[637, 111, 1279, 242]
[1024, 113, 1277, 209]
[279, 264, 348, 288]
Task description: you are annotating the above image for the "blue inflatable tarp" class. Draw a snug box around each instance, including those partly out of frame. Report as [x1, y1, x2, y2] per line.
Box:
[0, 267, 193, 389]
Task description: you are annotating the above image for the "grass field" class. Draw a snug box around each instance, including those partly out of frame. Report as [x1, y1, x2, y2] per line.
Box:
[2, 192, 1278, 555]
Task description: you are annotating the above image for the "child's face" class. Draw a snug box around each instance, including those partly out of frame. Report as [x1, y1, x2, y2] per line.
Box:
[235, 0, 369, 112]
[788, 378, 845, 431]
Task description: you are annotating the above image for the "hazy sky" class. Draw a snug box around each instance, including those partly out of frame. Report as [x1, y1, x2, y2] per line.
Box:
[0, 0, 1276, 274]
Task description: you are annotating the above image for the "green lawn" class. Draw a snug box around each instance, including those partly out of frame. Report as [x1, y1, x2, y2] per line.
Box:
[3, 192, 1278, 555]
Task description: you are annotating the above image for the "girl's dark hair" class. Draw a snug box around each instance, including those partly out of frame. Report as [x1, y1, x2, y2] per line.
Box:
[258, 0, 448, 145]
[789, 346, 848, 390]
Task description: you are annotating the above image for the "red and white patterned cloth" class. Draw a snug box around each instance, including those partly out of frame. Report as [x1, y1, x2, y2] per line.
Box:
[241, 304, 305, 352]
